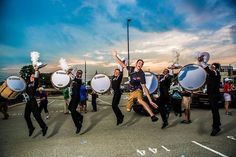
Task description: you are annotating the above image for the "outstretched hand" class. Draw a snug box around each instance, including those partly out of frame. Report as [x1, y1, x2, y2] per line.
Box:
[150, 101, 158, 109]
[112, 50, 117, 58]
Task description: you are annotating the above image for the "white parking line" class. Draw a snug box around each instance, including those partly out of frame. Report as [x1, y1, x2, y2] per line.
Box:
[97, 98, 111, 105]
[227, 136, 236, 141]
[161, 145, 170, 152]
[48, 100, 56, 105]
[192, 141, 228, 157]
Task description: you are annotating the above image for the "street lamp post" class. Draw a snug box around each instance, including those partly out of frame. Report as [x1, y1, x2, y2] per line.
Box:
[127, 19, 131, 67]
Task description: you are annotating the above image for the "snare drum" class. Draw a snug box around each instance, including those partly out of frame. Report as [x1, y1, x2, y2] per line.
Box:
[0, 76, 26, 99]
[178, 64, 207, 91]
[51, 70, 71, 90]
[91, 74, 111, 94]
[144, 72, 158, 94]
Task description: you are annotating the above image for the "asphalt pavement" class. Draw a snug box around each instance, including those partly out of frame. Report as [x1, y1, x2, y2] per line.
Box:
[0, 93, 236, 157]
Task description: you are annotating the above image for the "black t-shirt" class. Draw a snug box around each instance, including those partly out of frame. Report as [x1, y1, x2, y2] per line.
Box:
[127, 66, 146, 91]
[205, 67, 221, 95]
[112, 72, 123, 93]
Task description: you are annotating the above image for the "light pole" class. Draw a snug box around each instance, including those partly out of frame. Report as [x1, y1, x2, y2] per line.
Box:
[84, 60, 87, 85]
[127, 19, 131, 67]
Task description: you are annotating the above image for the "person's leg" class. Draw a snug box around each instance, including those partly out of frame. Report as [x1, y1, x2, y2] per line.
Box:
[224, 101, 229, 113]
[31, 100, 47, 130]
[127, 92, 134, 112]
[137, 99, 158, 122]
[112, 92, 123, 125]
[209, 95, 221, 136]
[2, 103, 9, 119]
[68, 99, 83, 133]
[24, 103, 34, 133]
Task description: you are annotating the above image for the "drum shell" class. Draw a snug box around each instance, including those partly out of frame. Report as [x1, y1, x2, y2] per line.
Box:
[91, 74, 111, 94]
[51, 70, 71, 90]
[144, 72, 158, 94]
[177, 64, 207, 91]
[0, 76, 26, 99]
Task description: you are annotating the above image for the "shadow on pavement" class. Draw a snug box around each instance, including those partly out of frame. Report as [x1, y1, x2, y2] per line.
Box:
[80, 108, 112, 135]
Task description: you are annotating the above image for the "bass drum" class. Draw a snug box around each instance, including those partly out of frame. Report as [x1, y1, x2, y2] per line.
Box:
[144, 72, 158, 94]
[0, 76, 26, 99]
[51, 70, 71, 90]
[178, 64, 207, 91]
[91, 74, 111, 94]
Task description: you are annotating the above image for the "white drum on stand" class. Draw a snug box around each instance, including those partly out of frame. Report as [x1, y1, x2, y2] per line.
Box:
[0, 76, 26, 99]
[91, 74, 111, 94]
[178, 64, 207, 91]
[144, 72, 158, 94]
[51, 70, 71, 90]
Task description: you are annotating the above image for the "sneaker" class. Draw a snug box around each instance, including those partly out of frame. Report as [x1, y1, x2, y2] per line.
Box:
[46, 115, 49, 119]
[181, 120, 191, 124]
[161, 122, 168, 129]
[76, 124, 82, 134]
[42, 126, 48, 136]
[210, 128, 221, 136]
[117, 115, 124, 126]
[29, 127, 35, 137]
[151, 116, 158, 122]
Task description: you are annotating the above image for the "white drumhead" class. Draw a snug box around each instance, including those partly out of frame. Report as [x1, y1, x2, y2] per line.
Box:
[51, 70, 71, 89]
[91, 74, 111, 94]
[145, 72, 158, 94]
[6, 76, 26, 92]
[178, 64, 206, 91]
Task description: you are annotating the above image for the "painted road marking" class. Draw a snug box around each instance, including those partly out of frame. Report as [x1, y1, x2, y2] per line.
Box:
[192, 141, 228, 157]
[148, 147, 157, 154]
[161, 145, 170, 152]
[227, 136, 236, 141]
[136, 149, 145, 156]
[97, 98, 111, 105]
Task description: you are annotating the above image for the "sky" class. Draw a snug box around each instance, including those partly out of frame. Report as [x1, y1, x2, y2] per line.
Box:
[0, 0, 236, 81]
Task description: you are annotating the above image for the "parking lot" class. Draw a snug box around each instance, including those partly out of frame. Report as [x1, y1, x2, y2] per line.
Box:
[0, 93, 236, 157]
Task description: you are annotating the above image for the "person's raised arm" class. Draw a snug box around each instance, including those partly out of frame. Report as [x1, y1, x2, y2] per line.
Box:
[112, 50, 127, 69]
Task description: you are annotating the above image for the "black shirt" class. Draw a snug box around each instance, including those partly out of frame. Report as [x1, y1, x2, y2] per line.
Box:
[26, 78, 39, 99]
[112, 72, 123, 93]
[204, 67, 221, 95]
[71, 77, 82, 100]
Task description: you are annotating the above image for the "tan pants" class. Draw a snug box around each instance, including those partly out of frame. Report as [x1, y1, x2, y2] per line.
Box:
[127, 89, 143, 112]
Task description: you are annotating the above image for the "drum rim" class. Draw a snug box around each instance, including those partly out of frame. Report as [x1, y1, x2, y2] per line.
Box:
[91, 73, 111, 94]
[177, 64, 207, 91]
[6, 76, 26, 92]
[51, 70, 71, 90]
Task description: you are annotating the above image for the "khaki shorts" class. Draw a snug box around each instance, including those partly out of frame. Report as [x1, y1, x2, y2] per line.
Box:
[182, 96, 191, 109]
[127, 89, 143, 112]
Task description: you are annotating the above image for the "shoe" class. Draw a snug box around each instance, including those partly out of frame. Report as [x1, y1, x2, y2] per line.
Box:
[210, 128, 221, 136]
[181, 120, 190, 124]
[76, 124, 82, 134]
[42, 126, 48, 136]
[151, 116, 158, 122]
[46, 115, 49, 119]
[29, 127, 35, 136]
[117, 115, 124, 125]
[161, 122, 168, 129]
